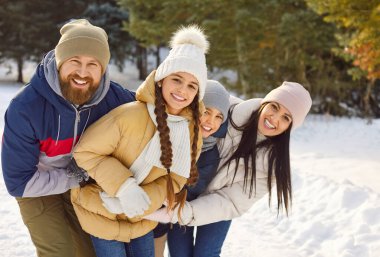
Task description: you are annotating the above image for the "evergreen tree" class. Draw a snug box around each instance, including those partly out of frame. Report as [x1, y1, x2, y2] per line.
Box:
[198, 1, 281, 95]
[117, 0, 369, 115]
[118, 0, 202, 78]
[306, 0, 380, 116]
[0, 0, 139, 81]
[83, 1, 136, 72]
[0, 0, 93, 82]
[0, 0, 54, 82]
[118, 0, 161, 79]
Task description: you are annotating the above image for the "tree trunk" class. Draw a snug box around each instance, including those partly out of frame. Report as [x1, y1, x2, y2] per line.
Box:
[297, 54, 311, 90]
[363, 80, 374, 123]
[16, 57, 24, 83]
[155, 45, 161, 68]
[235, 26, 251, 96]
[136, 45, 148, 80]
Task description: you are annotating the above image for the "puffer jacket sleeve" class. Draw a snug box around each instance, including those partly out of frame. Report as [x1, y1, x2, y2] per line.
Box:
[2, 99, 77, 197]
[186, 174, 268, 226]
[73, 105, 134, 196]
[185, 147, 270, 225]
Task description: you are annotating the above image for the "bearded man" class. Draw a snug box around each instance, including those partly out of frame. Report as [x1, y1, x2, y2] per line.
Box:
[1, 19, 135, 257]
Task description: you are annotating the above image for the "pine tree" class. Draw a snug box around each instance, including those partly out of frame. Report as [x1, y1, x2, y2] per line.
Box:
[0, 0, 93, 82]
[306, 0, 380, 117]
[116, 0, 362, 115]
[83, 1, 135, 72]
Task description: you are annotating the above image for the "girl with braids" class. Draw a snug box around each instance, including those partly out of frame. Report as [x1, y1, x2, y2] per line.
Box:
[70, 25, 207, 257]
[147, 81, 312, 257]
[151, 80, 231, 257]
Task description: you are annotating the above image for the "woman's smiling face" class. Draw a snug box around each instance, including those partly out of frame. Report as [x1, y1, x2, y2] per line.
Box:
[161, 72, 199, 115]
[258, 102, 292, 136]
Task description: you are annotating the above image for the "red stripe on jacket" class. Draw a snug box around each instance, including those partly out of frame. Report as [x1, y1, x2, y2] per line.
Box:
[40, 137, 78, 157]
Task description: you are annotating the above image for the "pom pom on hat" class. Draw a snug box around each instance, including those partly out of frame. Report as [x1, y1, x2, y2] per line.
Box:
[55, 19, 110, 74]
[155, 25, 209, 101]
[169, 25, 209, 53]
[203, 80, 230, 122]
[262, 81, 312, 129]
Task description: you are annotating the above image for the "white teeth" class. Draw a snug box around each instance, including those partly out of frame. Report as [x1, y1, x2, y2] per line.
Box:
[73, 79, 86, 85]
[265, 119, 275, 129]
[202, 125, 212, 131]
[172, 93, 185, 101]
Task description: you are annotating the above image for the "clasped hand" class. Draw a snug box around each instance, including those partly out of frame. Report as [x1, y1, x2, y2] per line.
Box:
[144, 201, 193, 225]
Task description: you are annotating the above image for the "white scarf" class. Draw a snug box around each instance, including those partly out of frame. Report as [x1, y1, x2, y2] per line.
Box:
[130, 104, 191, 184]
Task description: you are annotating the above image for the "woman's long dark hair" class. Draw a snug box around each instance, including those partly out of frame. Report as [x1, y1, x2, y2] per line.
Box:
[221, 103, 292, 214]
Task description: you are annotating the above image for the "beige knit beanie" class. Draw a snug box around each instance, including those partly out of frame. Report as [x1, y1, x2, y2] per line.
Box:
[262, 81, 312, 129]
[55, 19, 110, 74]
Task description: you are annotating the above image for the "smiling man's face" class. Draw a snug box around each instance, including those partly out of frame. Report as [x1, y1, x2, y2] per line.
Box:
[59, 55, 102, 105]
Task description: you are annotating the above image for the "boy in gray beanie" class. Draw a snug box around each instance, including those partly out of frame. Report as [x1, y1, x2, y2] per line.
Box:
[200, 80, 230, 138]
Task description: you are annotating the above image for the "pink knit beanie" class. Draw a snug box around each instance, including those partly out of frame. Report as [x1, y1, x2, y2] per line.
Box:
[261, 81, 312, 129]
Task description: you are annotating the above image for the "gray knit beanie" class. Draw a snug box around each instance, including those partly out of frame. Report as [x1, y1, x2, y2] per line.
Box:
[202, 80, 230, 122]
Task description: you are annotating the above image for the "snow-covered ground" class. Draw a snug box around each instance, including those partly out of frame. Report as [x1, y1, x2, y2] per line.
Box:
[0, 62, 379, 257]
[223, 116, 380, 257]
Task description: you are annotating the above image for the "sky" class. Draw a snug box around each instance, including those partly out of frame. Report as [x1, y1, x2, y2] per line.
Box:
[0, 62, 379, 257]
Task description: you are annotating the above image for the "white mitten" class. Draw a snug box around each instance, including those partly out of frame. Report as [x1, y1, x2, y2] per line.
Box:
[99, 192, 123, 214]
[117, 177, 151, 218]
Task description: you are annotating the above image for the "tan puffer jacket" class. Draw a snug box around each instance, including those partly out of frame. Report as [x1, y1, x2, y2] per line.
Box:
[71, 70, 202, 242]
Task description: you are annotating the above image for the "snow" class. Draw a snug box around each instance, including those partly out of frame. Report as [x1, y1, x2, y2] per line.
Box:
[222, 116, 380, 257]
[0, 62, 379, 257]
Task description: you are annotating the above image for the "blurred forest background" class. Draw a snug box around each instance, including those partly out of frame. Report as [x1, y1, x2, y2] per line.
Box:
[0, 0, 379, 117]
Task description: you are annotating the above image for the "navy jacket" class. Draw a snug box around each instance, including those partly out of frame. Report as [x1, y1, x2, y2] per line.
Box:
[187, 121, 228, 201]
[1, 62, 135, 197]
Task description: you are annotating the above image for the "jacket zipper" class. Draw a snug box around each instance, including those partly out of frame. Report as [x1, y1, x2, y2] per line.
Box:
[71, 107, 81, 152]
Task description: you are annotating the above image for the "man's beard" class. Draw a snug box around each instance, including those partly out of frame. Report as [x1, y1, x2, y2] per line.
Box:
[59, 73, 100, 105]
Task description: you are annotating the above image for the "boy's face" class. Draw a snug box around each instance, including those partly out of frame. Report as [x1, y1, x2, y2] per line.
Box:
[199, 107, 224, 138]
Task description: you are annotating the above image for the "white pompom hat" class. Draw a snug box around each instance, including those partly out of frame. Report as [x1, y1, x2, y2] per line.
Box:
[155, 25, 209, 101]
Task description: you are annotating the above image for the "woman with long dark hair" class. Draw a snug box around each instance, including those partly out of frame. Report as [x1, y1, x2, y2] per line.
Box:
[147, 81, 312, 257]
